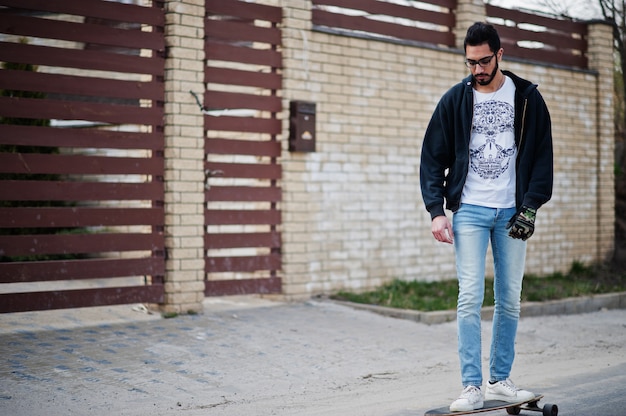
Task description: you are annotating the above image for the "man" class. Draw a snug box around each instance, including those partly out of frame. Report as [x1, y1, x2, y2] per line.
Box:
[420, 22, 553, 412]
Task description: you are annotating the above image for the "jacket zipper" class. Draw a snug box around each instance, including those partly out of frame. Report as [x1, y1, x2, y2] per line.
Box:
[518, 98, 528, 158]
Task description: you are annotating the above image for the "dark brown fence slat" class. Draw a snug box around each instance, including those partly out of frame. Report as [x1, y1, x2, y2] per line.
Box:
[0, 207, 164, 228]
[205, 209, 281, 225]
[205, 162, 281, 180]
[204, 90, 281, 112]
[206, 186, 281, 202]
[206, 18, 281, 45]
[486, 4, 586, 33]
[0, 42, 164, 75]
[495, 25, 585, 50]
[205, 232, 281, 249]
[0, 70, 164, 101]
[205, 276, 281, 296]
[206, 254, 281, 273]
[1, 233, 164, 256]
[205, 138, 280, 157]
[205, 67, 281, 89]
[0, 96, 163, 125]
[314, 0, 456, 10]
[205, 115, 281, 134]
[500, 43, 586, 68]
[0, 285, 164, 313]
[311, 0, 456, 46]
[0, 153, 163, 175]
[312, 9, 454, 46]
[0, 125, 163, 151]
[0, 258, 164, 283]
[0, 181, 163, 201]
[206, 42, 282, 67]
[314, 0, 454, 25]
[486, 4, 587, 68]
[206, 0, 282, 23]
[426, 0, 456, 8]
[0, 0, 164, 26]
[0, 14, 163, 51]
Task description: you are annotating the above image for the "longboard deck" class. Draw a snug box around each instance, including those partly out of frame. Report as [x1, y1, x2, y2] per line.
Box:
[424, 394, 544, 416]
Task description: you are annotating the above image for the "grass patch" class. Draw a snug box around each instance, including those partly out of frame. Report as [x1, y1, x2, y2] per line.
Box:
[332, 262, 626, 312]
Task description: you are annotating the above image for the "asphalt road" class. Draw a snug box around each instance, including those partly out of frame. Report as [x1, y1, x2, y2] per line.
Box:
[543, 362, 626, 416]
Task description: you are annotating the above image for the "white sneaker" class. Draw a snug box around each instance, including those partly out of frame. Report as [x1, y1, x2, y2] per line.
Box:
[485, 378, 535, 403]
[450, 385, 484, 412]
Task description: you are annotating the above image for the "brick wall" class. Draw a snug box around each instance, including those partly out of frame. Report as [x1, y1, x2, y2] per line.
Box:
[157, 0, 614, 310]
[163, 0, 206, 313]
[278, 1, 615, 297]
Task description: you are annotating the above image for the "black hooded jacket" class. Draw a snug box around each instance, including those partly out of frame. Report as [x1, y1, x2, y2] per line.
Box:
[420, 70, 553, 220]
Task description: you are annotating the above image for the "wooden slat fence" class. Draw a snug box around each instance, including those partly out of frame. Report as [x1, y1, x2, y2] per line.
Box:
[312, 0, 457, 47]
[486, 4, 588, 69]
[312, 1, 588, 69]
[0, 0, 166, 312]
[204, 0, 282, 296]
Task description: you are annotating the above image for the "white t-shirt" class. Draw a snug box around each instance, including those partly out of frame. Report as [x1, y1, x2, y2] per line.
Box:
[461, 75, 517, 208]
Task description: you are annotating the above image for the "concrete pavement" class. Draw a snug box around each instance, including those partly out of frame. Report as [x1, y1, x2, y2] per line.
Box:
[1, 296, 625, 416]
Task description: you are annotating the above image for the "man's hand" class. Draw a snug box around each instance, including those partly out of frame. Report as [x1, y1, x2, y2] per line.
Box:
[432, 215, 453, 244]
[506, 205, 536, 241]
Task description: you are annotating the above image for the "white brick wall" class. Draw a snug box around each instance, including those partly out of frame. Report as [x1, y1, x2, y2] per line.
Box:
[162, 0, 206, 313]
[159, 0, 615, 308]
[278, 1, 615, 297]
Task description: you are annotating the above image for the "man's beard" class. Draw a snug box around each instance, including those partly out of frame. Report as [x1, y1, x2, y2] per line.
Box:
[474, 61, 499, 86]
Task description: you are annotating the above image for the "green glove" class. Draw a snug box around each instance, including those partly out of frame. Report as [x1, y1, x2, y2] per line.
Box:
[506, 205, 536, 241]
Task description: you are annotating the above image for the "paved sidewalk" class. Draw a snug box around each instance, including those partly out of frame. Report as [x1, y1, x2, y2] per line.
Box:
[1, 296, 625, 416]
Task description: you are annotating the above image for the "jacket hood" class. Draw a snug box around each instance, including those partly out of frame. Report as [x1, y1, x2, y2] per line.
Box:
[462, 71, 537, 97]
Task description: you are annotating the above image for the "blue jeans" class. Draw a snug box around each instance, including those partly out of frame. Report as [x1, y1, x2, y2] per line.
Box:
[452, 204, 527, 387]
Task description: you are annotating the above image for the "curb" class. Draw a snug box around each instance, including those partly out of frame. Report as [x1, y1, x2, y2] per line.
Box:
[330, 291, 626, 325]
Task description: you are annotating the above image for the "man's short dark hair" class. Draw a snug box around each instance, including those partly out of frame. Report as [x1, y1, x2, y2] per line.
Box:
[464, 22, 501, 53]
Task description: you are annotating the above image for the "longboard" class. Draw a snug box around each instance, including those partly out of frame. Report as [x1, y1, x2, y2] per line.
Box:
[424, 394, 558, 416]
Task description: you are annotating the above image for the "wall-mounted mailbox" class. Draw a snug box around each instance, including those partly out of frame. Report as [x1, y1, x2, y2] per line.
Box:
[289, 100, 316, 152]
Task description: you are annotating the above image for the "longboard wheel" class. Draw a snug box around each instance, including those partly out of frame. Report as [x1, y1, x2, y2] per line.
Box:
[542, 403, 558, 416]
[506, 406, 521, 415]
